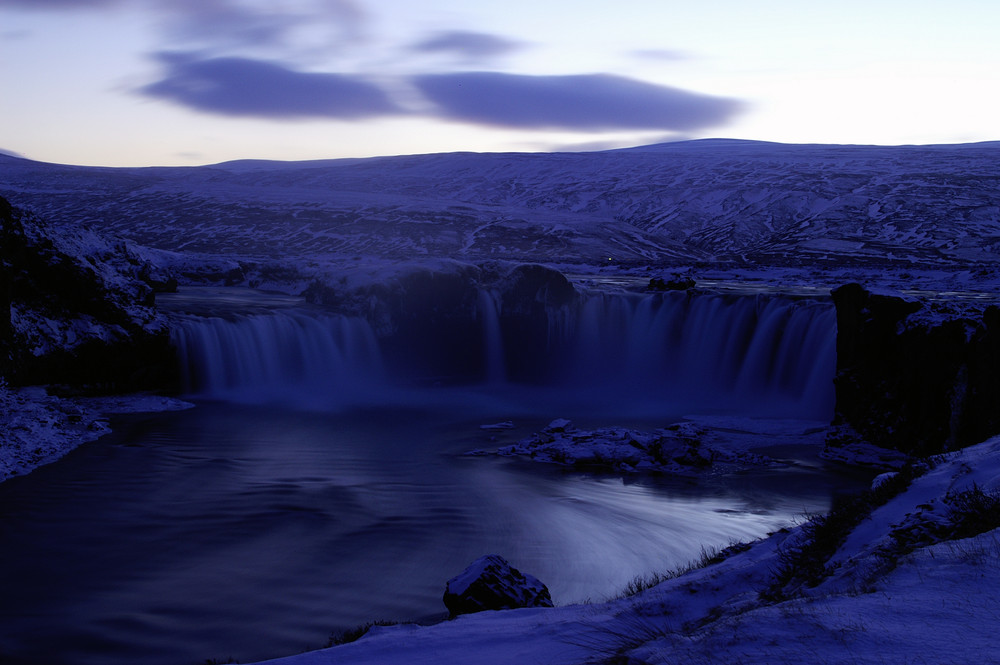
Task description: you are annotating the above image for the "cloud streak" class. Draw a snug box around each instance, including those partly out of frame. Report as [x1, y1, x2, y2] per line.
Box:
[0, 0, 367, 54]
[141, 55, 400, 119]
[140, 56, 746, 132]
[0, 0, 122, 7]
[151, 0, 367, 52]
[410, 31, 524, 61]
[413, 72, 743, 131]
[630, 48, 691, 62]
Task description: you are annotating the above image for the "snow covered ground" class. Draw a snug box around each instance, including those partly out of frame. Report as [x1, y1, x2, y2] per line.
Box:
[0, 383, 192, 482]
[254, 436, 1000, 665]
[3, 140, 999, 268]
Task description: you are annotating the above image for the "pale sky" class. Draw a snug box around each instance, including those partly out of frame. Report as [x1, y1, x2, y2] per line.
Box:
[1, 0, 998, 166]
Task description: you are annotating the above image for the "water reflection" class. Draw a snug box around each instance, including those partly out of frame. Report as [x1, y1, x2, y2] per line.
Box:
[0, 401, 867, 665]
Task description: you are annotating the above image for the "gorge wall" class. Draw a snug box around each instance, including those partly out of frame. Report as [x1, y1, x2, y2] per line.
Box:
[831, 283, 1000, 457]
[1, 195, 177, 391]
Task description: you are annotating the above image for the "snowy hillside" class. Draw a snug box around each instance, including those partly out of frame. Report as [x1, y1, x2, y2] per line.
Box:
[1, 140, 998, 266]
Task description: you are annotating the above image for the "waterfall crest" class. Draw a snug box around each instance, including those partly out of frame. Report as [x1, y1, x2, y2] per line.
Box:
[171, 310, 383, 406]
[168, 289, 835, 418]
[562, 292, 835, 418]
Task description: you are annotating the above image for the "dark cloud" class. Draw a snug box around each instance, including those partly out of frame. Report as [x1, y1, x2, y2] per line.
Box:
[413, 72, 743, 131]
[0, 0, 122, 8]
[153, 0, 297, 50]
[0, 0, 368, 53]
[141, 54, 401, 119]
[151, 0, 367, 51]
[411, 31, 524, 60]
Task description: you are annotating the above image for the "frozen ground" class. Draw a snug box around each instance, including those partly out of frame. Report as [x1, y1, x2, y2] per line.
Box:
[0, 384, 192, 482]
[255, 436, 1000, 665]
[2, 140, 999, 268]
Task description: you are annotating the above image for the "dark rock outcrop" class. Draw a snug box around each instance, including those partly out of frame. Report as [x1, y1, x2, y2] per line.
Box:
[443, 554, 553, 617]
[831, 283, 1000, 457]
[1, 195, 177, 390]
[647, 275, 696, 291]
[303, 261, 579, 384]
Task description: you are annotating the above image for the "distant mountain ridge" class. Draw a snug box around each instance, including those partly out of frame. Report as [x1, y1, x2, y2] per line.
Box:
[1, 139, 998, 267]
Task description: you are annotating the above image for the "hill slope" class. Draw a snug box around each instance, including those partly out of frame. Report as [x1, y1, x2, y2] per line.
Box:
[1, 140, 999, 267]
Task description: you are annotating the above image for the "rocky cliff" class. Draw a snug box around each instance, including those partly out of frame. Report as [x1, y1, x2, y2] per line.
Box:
[1, 195, 176, 391]
[831, 283, 1000, 457]
[302, 261, 577, 383]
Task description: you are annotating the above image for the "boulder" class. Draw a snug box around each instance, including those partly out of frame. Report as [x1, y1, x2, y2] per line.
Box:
[443, 554, 553, 617]
[647, 275, 696, 291]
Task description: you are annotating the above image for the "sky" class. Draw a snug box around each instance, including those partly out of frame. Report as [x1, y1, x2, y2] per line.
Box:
[0, 0, 998, 166]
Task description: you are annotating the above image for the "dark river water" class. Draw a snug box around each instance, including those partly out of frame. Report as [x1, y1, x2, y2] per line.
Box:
[0, 389, 871, 665]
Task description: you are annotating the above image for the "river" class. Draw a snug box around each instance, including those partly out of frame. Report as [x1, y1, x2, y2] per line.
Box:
[0, 287, 869, 664]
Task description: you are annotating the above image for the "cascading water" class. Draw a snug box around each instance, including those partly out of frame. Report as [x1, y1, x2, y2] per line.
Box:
[171, 310, 383, 406]
[166, 286, 835, 419]
[477, 288, 506, 384]
[559, 291, 836, 419]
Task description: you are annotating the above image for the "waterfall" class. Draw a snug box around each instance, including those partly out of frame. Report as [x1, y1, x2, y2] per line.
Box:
[560, 291, 836, 419]
[477, 289, 506, 384]
[167, 288, 835, 419]
[171, 310, 383, 406]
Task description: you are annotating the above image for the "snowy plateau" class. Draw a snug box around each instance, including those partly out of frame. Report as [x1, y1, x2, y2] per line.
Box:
[3, 139, 1000, 665]
[2, 139, 1000, 268]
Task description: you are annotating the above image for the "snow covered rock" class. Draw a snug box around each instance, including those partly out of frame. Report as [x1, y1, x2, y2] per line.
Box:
[543, 418, 573, 433]
[497, 420, 773, 475]
[0, 382, 192, 482]
[819, 436, 911, 470]
[1, 195, 176, 390]
[443, 554, 553, 617]
[0, 384, 108, 481]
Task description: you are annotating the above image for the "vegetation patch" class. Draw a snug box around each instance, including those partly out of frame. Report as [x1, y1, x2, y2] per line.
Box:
[326, 620, 401, 647]
[614, 542, 751, 600]
[762, 464, 922, 600]
[888, 484, 1000, 554]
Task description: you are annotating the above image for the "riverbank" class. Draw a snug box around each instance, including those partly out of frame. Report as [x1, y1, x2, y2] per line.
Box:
[0, 383, 192, 482]
[253, 434, 1000, 665]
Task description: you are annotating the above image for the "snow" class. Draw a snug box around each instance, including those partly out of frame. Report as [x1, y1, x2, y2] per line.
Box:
[0, 383, 193, 482]
[819, 439, 912, 470]
[483, 418, 789, 475]
[629, 532, 1000, 664]
[3, 139, 999, 269]
[250, 435, 1000, 665]
[257, 608, 596, 665]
